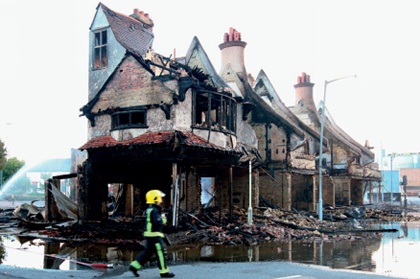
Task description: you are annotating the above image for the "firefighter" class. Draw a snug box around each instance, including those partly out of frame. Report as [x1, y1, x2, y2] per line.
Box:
[129, 190, 175, 278]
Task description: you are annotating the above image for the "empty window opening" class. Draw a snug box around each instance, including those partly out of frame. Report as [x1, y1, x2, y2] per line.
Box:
[107, 183, 124, 218]
[201, 177, 215, 208]
[193, 91, 237, 134]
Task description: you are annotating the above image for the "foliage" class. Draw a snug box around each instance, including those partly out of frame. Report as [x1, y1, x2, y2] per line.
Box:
[0, 242, 4, 264]
[0, 139, 6, 170]
[3, 157, 25, 183]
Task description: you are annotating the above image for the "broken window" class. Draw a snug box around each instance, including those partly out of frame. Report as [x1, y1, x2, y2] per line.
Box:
[193, 90, 237, 134]
[93, 29, 108, 70]
[111, 110, 147, 130]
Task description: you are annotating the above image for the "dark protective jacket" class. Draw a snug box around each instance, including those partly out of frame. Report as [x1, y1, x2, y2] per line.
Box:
[143, 204, 166, 237]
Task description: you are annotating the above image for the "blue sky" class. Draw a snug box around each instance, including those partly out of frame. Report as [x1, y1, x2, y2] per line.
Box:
[1, 0, 419, 165]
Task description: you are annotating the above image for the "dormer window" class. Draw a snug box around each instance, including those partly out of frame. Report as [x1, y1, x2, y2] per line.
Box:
[93, 29, 108, 70]
[111, 110, 147, 130]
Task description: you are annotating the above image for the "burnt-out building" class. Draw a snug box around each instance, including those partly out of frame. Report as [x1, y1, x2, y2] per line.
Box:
[217, 28, 324, 212]
[290, 73, 381, 207]
[215, 29, 381, 210]
[77, 4, 260, 223]
[252, 71, 323, 211]
[76, 3, 380, 224]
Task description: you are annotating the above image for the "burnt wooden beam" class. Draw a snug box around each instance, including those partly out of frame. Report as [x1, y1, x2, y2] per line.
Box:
[52, 173, 77, 180]
[44, 179, 60, 222]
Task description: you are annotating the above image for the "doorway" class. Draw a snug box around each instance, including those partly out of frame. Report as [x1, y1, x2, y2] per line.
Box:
[201, 177, 215, 208]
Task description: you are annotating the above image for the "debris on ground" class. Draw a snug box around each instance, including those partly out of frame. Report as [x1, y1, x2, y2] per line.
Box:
[1, 199, 418, 247]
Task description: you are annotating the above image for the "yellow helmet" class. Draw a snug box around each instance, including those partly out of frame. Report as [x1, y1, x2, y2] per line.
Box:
[146, 190, 166, 204]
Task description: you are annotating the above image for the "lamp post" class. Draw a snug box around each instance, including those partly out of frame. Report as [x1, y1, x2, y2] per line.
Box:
[389, 153, 395, 205]
[248, 159, 253, 225]
[318, 75, 356, 221]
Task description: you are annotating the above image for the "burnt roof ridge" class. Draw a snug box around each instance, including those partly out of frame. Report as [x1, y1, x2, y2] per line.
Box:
[320, 101, 375, 159]
[185, 36, 230, 90]
[254, 70, 321, 141]
[239, 73, 306, 138]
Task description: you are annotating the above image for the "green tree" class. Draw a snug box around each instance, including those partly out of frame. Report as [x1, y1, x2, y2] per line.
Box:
[0, 139, 7, 185]
[0, 139, 6, 170]
[3, 157, 25, 183]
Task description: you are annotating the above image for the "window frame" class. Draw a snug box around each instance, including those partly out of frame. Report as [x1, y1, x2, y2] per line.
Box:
[93, 29, 108, 70]
[192, 89, 237, 135]
[111, 110, 148, 130]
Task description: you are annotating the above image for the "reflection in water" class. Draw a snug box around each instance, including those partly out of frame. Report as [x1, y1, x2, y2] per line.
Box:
[371, 221, 420, 278]
[1, 222, 419, 278]
[187, 234, 380, 272]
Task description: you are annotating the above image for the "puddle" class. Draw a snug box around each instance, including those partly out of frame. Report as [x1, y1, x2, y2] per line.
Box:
[1, 222, 419, 278]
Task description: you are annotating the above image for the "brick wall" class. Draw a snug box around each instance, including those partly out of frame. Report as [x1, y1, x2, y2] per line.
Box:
[229, 168, 258, 209]
[258, 170, 282, 207]
[290, 173, 314, 210]
[258, 171, 315, 211]
[184, 169, 200, 211]
[92, 56, 174, 112]
[269, 125, 287, 161]
[321, 176, 335, 206]
[400, 168, 420, 196]
[254, 124, 267, 161]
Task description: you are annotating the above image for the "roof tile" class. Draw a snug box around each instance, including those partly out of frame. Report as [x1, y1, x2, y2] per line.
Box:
[79, 130, 239, 154]
[100, 3, 154, 58]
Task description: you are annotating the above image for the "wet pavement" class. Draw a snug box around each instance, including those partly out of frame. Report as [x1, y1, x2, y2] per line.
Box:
[0, 261, 403, 279]
[1, 197, 420, 278]
[0, 223, 419, 278]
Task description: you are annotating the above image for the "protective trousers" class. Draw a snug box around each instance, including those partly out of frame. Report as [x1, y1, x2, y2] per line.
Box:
[134, 236, 170, 274]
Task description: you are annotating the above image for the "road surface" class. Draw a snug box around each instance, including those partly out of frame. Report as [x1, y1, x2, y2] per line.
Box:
[0, 261, 403, 279]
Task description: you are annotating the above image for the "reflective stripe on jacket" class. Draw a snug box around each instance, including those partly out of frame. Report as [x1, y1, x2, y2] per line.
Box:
[143, 205, 165, 238]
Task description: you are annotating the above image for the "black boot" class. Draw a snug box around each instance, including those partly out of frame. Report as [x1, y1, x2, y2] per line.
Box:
[160, 272, 175, 278]
[129, 265, 140, 277]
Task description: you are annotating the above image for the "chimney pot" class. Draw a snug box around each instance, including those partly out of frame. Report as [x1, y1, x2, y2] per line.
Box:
[294, 72, 315, 108]
[219, 27, 247, 79]
[229, 27, 234, 41]
[223, 33, 228, 43]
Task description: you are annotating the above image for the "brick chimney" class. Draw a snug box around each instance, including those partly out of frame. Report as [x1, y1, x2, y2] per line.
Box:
[219, 28, 247, 78]
[294, 72, 316, 112]
[130, 8, 154, 32]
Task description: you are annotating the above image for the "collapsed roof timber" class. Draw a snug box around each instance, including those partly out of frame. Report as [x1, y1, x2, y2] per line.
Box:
[55, 3, 381, 225]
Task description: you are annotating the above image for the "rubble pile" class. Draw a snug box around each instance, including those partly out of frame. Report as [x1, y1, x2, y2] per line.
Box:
[3, 201, 419, 247]
[166, 204, 419, 246]
[37, 222, 144, 245]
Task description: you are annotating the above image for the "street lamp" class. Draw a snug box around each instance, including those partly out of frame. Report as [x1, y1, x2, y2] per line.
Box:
[248, 159, 253, 225]
[318, 75, 356, 221]
[389, 153, 395, 205]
